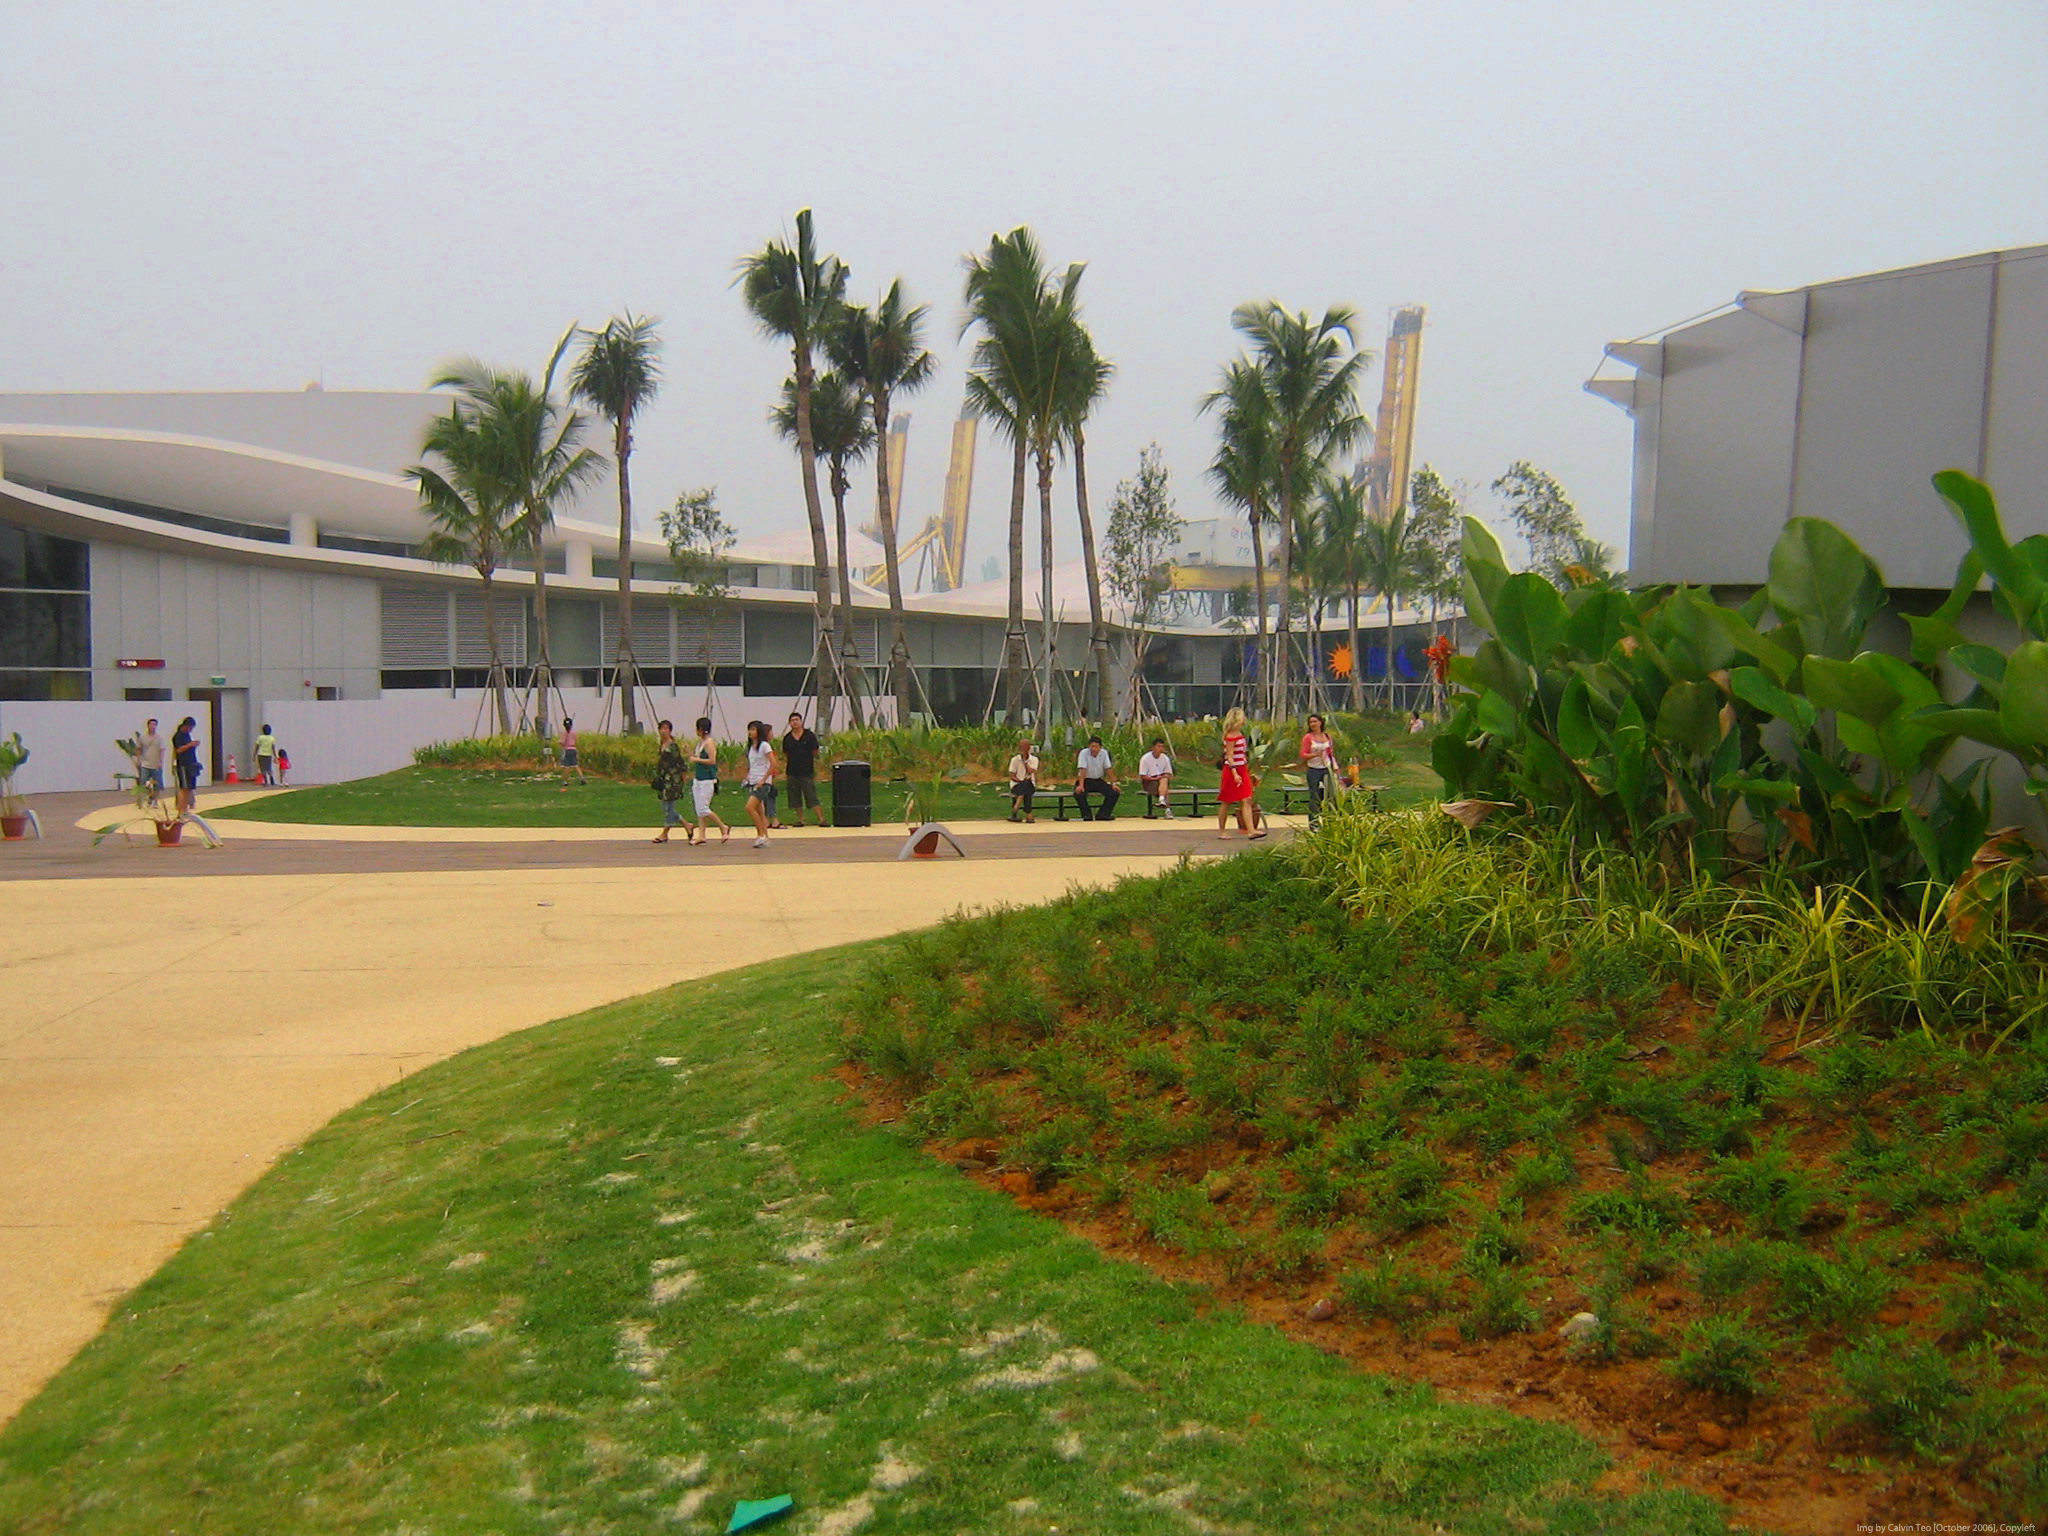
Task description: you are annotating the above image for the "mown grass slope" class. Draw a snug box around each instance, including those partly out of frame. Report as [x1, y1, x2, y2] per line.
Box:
[0, 943, 1717, 1535]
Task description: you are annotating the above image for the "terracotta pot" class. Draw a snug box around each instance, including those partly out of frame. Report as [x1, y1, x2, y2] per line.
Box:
[1, 814, 26, 840]
[155, 820, 185, 846]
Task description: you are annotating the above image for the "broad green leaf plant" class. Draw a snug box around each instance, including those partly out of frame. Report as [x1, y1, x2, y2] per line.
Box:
[1434, 474, 2048, 901]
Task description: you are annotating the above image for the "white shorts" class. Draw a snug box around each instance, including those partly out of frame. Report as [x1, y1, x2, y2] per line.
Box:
[692, 779, 717, 817]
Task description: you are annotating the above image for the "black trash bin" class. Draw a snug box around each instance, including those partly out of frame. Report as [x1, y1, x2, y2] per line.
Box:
[831, 759, 872, 827]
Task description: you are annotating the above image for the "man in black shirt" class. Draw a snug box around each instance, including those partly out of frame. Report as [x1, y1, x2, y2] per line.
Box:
[780, 712, 827, 827]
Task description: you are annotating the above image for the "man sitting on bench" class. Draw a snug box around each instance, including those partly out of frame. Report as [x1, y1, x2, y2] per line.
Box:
[1074, 735, 1121, 822]
[1138, 737, 1175, 817]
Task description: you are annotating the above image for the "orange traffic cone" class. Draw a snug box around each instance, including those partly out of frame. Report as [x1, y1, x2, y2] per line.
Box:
[226, 755, 239, 783]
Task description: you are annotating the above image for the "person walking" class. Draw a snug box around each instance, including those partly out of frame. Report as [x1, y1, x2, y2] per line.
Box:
[557, 716, 585, 788]
[1007, 739, 1040, 823]
[742, 720, 777, 848]
[253, 722, 279, 786]
[780, 712, 827, 827]
[170, 716, 203, 817]
[276, 745, 291, 785]
[1138, 738, 1175, 817]
[689, 717, 731, 843]
[1074, 735, 1121, 822]
[1300, 713, 1337, 827]
[650, 719, 690, 844]
[1217, 707, 1262, 840]
[136, 718, 165, 803]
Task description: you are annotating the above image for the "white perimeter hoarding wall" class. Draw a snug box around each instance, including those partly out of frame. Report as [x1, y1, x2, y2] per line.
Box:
[0, 688, 831, 792]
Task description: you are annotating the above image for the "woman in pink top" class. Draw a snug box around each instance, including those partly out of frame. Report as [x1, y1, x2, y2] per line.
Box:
[1215, 707, 1263, 840]
[1299, 713, 1336, 826]
[557, 717, 585, 788]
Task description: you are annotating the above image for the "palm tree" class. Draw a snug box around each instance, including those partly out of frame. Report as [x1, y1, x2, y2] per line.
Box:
[1359, 503, 1425, 711]
[570, 313, 663, 735]
[1201, 360, 1279, 714]
[1226, 303, 1370, 715]
[962, 229, 1059, 724]
[828, 281, 934, 723]
[739, 210, 850, 727]
[430, 333, 600, 745]
[774, 370, 875, 726]
[1055, 312, 1116, 722]
[408, 402, 519, 735]
[1314, 475, 1370, 713]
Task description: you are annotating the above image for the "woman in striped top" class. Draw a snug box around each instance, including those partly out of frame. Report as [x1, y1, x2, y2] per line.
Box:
[1216, 707, 1263, 840]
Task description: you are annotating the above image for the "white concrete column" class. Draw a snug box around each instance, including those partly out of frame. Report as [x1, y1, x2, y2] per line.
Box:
[565, 541, 594, 579]
[289, 512, 318, 547]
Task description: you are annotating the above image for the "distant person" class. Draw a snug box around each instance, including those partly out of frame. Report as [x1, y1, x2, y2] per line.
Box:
[136, 718, 165, 802]
[742, 720, 777, 848]
[1300, 713, 1336, 826]
[689, 717, 730, 844]
[170, 716, 202, 816]
[1217, 707, 1262, 840]
[558, 716, 584, 788]
[781, 712, 826, 827]
[1138, 738, 1175, 817]
[1074, 735, 1120, 822]
[1408, 710, 1429, 734]
[650, 719, 690, 844]
[276, 746, 291, 784]
[253, 722, 279, 786]
[1007, 739, 1039, 823]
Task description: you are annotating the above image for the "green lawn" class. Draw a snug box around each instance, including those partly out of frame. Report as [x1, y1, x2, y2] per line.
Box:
[209, 734, 1442, 830]
[0, 941, 1718, 1535]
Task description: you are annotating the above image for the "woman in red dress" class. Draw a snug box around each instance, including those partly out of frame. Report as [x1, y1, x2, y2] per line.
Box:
[1216, 707, 1264, 840]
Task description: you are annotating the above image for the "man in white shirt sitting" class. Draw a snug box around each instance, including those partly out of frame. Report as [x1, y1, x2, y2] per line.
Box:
[1073, 736, 1121, 822]
[1137, 738, 1175, 817]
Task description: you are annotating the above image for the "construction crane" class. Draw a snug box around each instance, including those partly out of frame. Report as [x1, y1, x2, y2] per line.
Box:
[873, 406, 977, 592]
[1360, 304, 1425, 519]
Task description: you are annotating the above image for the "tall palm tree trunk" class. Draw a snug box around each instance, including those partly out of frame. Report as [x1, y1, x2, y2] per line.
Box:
[1036, 445, 1057, 724]
[1386, 587, 1400, 713]
[1070, 430, 1114, 723]
[1247, 508, 1269, 715]
[1002, 436, 1028, 723]
[829, 458, 865, 727]
[530, 535, 555, 743]
[481, 565, 511, 736]
[791, 347, 838, 729]
[1346, 584, 1363, 716]
[1274, 464, 1297, 719]
[871, 391, 914, 725]
[612, 415, 641, 734]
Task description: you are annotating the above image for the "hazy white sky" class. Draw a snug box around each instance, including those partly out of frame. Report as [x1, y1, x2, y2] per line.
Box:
[5, 1, 2045, 573]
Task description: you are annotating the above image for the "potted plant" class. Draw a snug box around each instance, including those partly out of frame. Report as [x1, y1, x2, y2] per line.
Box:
[0, 732, 30, 839]
[100, 736, 218, 849]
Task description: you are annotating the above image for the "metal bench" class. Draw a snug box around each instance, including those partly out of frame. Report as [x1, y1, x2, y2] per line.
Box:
[1142, 786, 1213, 819]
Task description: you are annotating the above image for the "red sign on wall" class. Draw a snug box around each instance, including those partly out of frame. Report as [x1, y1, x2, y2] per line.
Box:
[116, 659, 166, 670]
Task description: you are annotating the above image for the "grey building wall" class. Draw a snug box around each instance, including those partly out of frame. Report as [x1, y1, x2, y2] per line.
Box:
[1601, 245, 2048, 590]
[91, 541, 379, 702]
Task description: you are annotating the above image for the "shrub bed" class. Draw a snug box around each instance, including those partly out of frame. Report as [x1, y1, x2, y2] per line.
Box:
[842, 821, 2048, 1527]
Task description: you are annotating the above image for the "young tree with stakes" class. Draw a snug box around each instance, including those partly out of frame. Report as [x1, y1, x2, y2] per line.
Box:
[1104, 444, 1183, 722]
[408, 401, 521, 735]
[828, 282, 934, 723]
[430, 333, 600, 747]
[1222, 303, 1370, 715]
[570, 313, 663, 735]
[662, 487, 736, 722]
[739, 210, 850, 727]
[774, 370, 876, 725]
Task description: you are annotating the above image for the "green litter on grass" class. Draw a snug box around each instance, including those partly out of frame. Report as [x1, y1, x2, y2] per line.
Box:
[726, 1493, 795, 1531]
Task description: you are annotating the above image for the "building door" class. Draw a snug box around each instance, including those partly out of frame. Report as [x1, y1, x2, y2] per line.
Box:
[187, 688, 250, 784]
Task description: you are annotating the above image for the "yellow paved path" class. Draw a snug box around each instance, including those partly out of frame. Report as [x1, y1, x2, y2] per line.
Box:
[0, 854, 1179, 1423]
